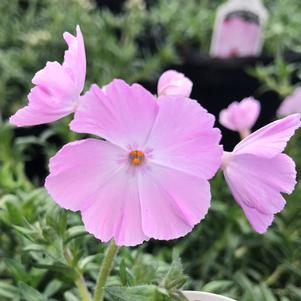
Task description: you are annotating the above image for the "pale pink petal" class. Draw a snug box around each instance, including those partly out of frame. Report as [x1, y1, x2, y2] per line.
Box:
[145, 96, 222, 179]
[157, 70, 193, 97]
[32, 62, 78, 100]
[223, 153, 296, 233]
[70, 80, 159, 150]
[138, 164, 211, 240]
[10, 85, 75, 126]
[240, 204, 274, 234]
[277, 88, 301, 117]
[10, 26, 86, 127]
[9, 104, 67, 127]
[219, 104, 239, 131]
[219, 97, 261, 132]
[81, 169, 149, 246]
[233, 114, 301, 158]
[63, 25, 86, 93]
[45, 139, 127, 211]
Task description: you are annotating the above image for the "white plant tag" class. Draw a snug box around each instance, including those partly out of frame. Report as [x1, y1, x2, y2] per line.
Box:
[210, 0, 268, 58]
[182, 291, 237, 301]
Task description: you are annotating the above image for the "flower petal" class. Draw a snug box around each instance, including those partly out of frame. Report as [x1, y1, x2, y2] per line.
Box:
[277, 88, 301, 117]
[32, 61, 78, 100]
[10, 86, 75, 126]
[70, 80, 159, 149]
[223, 153, 296, 233]
[63, 25, 86, 93]
[240, 204, 274, 234]
[45, 139, 127, 211]
[81, 169, 149, 246]
[138, 164, 211, 240]
[145, 96, 222, 179]
[233, 114, 301, 158]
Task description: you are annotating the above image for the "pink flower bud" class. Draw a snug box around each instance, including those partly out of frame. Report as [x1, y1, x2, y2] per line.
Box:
[157, 70, 193, 97]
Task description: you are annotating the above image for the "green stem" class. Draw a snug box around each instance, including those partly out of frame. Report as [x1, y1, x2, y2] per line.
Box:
[93, 240, 119, 301]
[64, 248, 91, 301]
[264, 265, 285, 286]
[76, 274, 92, 301]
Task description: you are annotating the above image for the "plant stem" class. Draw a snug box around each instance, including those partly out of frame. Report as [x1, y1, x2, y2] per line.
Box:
[64, 247, 91, 301]
[93, 240, 119, 301]
[264, 265, 285, 286]
[239, 129, 250, 140]
[76, 274, 92, 301]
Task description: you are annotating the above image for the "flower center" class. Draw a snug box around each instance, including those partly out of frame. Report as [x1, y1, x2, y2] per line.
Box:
[129, 150, 145, 165]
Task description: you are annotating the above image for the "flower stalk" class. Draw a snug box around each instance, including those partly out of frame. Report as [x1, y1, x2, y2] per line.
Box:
[64, 247, 91, 301]
[93, 240, 119, 301]
[239, 129, 250, 140]
[76, 274, 92, 301]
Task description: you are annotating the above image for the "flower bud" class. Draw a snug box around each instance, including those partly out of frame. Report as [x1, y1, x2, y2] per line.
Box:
[157, 70, 192, 98]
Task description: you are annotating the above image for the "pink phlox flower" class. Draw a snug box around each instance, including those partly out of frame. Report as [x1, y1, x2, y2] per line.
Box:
[221, 114, 300, 233]
[277, 88, 301, 117]
[219, 97, 261, 138]
[45, 79, 223, 246]
[10, 25, 86, 126]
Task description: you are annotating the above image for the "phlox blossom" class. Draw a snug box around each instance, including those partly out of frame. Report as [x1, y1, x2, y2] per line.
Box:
[277, 88, 301, 117]
[10, 25, 86, 126]
[219, 97, 261, 138]
[222, 114, 300, 233]
[45, 79, 223, 246]
[157, 70, 193, 98]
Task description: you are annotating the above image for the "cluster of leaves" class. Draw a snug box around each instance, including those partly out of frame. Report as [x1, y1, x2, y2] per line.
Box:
[264, 0, 301, 55]
[0, 0, 175, 118]
[248, 0, 301, 98]
[248, 56, 297, 98]
[0, 186, 189, 301]
[2, 0, 301, 116]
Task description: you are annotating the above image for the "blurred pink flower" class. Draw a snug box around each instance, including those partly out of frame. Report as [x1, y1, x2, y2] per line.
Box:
[219, 97, 261, 138]
[10, 25, 86, 126]
[222, 114, 300, 233]
[277, 88, 301, 117]
[212, 17, 261, 58]
[45, 79, 223, 246]
[157, 70, 193, 97]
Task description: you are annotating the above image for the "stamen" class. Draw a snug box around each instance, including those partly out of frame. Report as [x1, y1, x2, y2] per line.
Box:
[129, 150, 145, 165]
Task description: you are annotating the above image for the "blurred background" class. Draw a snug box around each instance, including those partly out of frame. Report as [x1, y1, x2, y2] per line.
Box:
[1, 1, 301, 300]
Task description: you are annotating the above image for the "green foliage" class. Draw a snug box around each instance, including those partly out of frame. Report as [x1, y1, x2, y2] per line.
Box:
[241, 0, 301, 97]
[0, 186, 190, 300]
[264, 0, 301, 55]
[247, 56, 297, 97]
[106, 252, 188, 301]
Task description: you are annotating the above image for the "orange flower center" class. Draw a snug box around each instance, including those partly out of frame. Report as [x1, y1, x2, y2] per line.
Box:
[129, 150, 145, 165]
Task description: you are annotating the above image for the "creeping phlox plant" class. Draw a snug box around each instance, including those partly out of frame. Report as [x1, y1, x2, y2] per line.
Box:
[10, 26, 300, 301]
